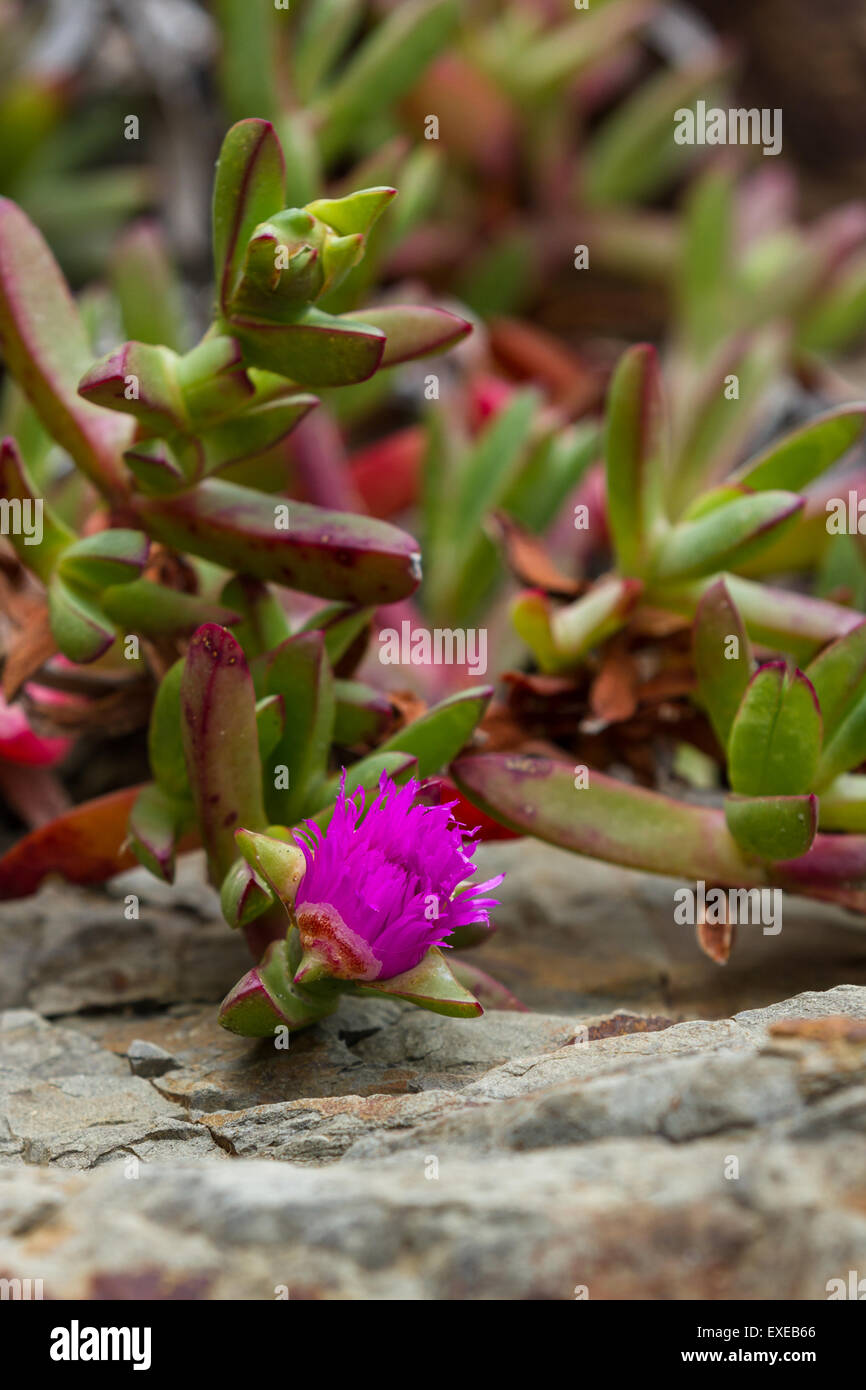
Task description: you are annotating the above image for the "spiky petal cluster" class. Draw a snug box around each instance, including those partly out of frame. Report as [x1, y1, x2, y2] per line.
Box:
[293, 772, 503, 983]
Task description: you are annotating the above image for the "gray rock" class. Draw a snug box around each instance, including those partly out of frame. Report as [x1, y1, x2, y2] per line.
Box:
[126, 1039, 180, 1078]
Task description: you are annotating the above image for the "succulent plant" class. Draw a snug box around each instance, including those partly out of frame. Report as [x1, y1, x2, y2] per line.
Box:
[452, 341, 866, 936]
[0, 116, 513, 1035]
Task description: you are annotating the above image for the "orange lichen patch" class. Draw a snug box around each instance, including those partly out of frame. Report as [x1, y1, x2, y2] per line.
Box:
[769, 1016, 866, 1043]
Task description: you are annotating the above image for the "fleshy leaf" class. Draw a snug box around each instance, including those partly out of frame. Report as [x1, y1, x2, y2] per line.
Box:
[218, 939, 337, 1036]
[725, 793, 818, 861]
[181, 624, 268, 883]
[353, 946, 482, 1018]
[807, 622, 866, 788]
[220, 854, 275, 930]
[261, 631, 335, 822]
[78, 341, 186, 435]
[100, 581, 242, 639]
[48, 576, 115, 663]
[0, 198, 133, 498]
[234, 827, 306, 907]
[341, 304, 471, 367]
[0, 436, 74, 581]
[727, 663, 822, 796]
[127, 782, 189, 883]
[731, 404, 866, 492]
[58, 529, 149, 591]
[230, 306, 385, 386]
[306, 186, 396, 236]
[334, 680, 392, 745]
[135, 479, 423, 605]
[213, 118, 285, 314]
[314, 751, 418, 822]
[0, 785, 142, 900]
[692, 579, 753, 749]
[255, 693, 285, 760]
[375, 685, 492, 777]
[652, 491, 803, 582]
[604, 343, 667, 575]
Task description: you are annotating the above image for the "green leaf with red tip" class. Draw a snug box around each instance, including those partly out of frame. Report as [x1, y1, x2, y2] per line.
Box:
[0, 785, 143, 900]
[352, 946, 482, 1018]
[199, 394, 318, 474]
[255, 693, 285, 761]
[510, 589, 561, 673]
[123, 438, 189, 494]
[452, 754, 758, 883]
[314, 751, 418, 824]
[807, 622, 866, 789]
[146, 659, 187, 801]
[307, 187, 396, 237]
[692, 579, 753, 749]
[731, 404, 866, 492]
[604, 343, 667, 576]
[78, 341, 186, 435]
[234, 827, 306, 907]
[375, 685, 492, 778]
[728, 664, 822, 797]
[220, 854, 275, 930]
[725, 793, 818, 862]
[127, 782, 190, 883]
[48, 576, 115, 663]
[0, 436, 74, 581]
[261, 630, 335, 822]
[230, 305, 385, 386]
[334, 680, 392, 745]
[341, 304, 471, 367]
[213, 119, 285, 314]
[110, 220, 187, 352]
[298, 602, 373, 670]
[0, 197, 133, 498]
[101, 581, 242, 640]
[221, 576, 291, 662]
[549, 576, 643, 665]
[174, 336, 254, 425]
[134, 478, 422, 605]
[652, 491, 804, 583]
[58, 529, 149, 591]
[219, 939, 337, 1037]
[181, 624, 269, 883]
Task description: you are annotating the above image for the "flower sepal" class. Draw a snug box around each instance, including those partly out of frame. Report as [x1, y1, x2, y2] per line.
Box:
[218, 937, 339, 1037]
[350, 946, 483, 1019]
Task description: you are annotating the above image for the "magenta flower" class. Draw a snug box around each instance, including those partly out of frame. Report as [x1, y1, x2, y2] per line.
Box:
[292, 772, 503, 984]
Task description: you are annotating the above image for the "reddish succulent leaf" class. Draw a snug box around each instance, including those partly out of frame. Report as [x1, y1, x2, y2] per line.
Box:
[213, 119, 285, 315]
[135, 478, 422, 604]
[349, 426, 424, 517]
[181, 624, 268, 883]
[341, 304, 471, 367]
[487, 511, 582, 597]
[0, 785, 142, 899]
[0, 198, 133, 499]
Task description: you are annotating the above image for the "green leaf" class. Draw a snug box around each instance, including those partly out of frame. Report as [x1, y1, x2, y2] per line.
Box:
[199, 395, 318, 474]
[100, 581, 241, 639]
[692, 579, 753, 749]
[218, 939, 338, 1037]
[727, 663, 822, 796]
[262, 631, 335, 822]
[181, 624, 269, 883]
[58, 529, 149, 591]
[234, 828, 305, 909]
[341, 304, 471, 367]
[110, 221, 187, 352]
[725, 793, 818, 861]
[334, 680, 392, 745]
[677, 166, 734, 357]
[375, 685, 492, 777]
[652, 491, 803, 583]
[213, 119, 285, 314]
[0, 436, 74, 581]
[353, 946, 482, 1018]
[807, 622, 866, 788]
[730, 405, 866, 492]
[314, 0, 458, 161]
[0, 198, 133, 497]
[147, 659, 187, 801]
[255, 693, 285, 761]
[314, 752, 418, 822]
[298, 602, 373, 670]
[134, 478, 423, 606]
[306, 186, 396, 237]
[78, 340, 186, 435]
[48, 576, 115, 663]
[549, 576, 642, 664]
[229, 306, 386, 386]
[292, 0, 365, 105]
[604, 342, 667, 575]
[127, 782, 189, 883]
[220, 855, 275, 931]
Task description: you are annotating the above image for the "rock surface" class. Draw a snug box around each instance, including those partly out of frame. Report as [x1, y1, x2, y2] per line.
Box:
[1, 840, 865, 1298]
